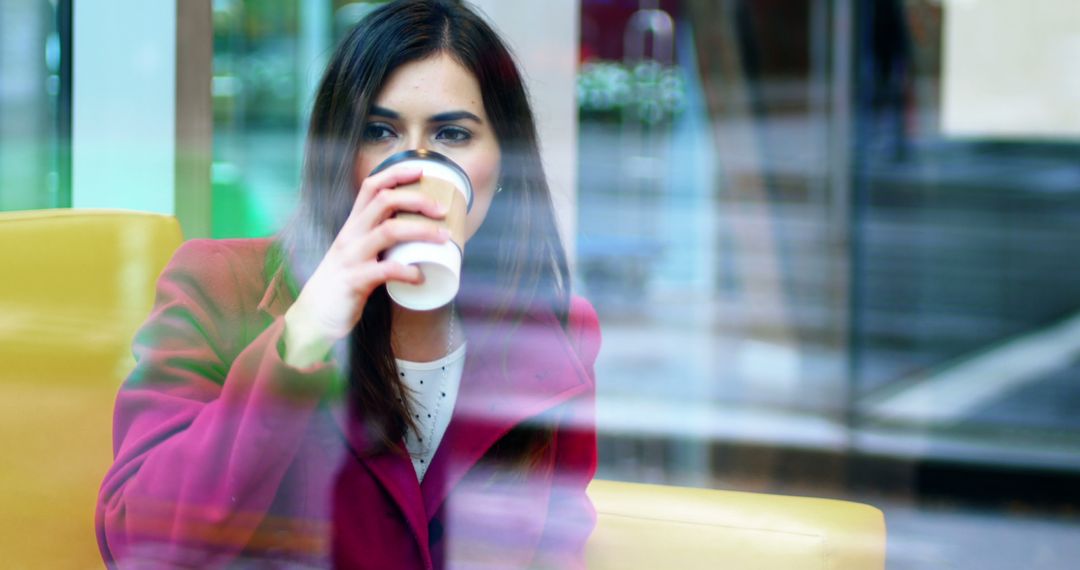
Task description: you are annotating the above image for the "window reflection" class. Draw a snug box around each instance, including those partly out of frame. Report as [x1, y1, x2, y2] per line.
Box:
[580, 0, 1080, 568]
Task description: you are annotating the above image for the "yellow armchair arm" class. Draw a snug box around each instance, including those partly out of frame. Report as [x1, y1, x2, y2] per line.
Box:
[586, 479, 886, 570]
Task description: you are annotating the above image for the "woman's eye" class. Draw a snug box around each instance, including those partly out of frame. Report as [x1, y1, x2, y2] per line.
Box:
[436, 126, 472, 143]
[362, 123, 396, 142]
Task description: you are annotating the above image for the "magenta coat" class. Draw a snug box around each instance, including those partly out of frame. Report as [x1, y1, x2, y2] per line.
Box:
[95, 238, 601, 569]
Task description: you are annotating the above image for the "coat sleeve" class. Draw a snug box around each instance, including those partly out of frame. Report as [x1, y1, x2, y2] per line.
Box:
[531, 295, 602, 569]
[95, 239, 339, 568]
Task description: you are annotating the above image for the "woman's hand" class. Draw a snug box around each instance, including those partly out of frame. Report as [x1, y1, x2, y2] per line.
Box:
[282, 165, 448, 368]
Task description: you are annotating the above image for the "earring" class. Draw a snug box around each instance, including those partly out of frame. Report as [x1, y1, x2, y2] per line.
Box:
[496, 185, 504, 194]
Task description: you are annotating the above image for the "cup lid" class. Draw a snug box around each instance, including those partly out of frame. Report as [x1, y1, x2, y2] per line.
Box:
[370, 149, 474, 211]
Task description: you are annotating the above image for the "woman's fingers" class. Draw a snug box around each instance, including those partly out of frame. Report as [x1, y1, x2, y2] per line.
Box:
[343, 259, 425, 300]
[342, 217, 450, 263]
[377, 260, 425, 286]
[351, 165, 423, 217]
[343, 188, 447, 239]
[366, 187, 447, 228]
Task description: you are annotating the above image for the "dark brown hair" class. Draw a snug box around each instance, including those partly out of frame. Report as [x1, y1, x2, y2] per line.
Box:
[269, 0, 569, 464]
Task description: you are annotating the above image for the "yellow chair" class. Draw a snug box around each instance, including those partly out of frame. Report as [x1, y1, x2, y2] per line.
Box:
[586, 479, 886, 569]
[0, 209, 885, 569]
[0, 209, 183, 569]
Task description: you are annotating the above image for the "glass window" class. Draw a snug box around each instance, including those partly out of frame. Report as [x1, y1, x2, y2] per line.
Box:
[0, 0, 71, 211]
[11, 0, 1070, 566]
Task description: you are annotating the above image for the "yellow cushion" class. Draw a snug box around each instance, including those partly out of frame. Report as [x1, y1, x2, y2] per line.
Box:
[586, 479, 886, 570]
[0, 209, 182, 568]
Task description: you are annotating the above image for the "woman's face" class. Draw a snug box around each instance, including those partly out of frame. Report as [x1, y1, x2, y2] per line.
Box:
[354, 53, 501, 242]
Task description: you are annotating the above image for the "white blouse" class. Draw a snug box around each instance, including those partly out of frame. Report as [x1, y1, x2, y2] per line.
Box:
[396, 342, 467, 482]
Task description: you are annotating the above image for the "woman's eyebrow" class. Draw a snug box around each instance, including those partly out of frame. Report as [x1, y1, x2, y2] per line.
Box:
[369, 105, 400, 119]
[430, 110, 483, 124]
[369, 106, 482, 124]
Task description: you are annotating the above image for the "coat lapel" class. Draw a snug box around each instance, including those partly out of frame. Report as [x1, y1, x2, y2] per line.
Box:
[419, 307, 592, 517]
[330, 402, 431, 559]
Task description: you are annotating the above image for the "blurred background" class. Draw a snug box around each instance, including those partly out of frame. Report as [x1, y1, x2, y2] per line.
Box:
[3, 0, 1079, 568]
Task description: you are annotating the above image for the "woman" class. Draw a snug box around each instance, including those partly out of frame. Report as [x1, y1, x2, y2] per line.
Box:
[95, 1, 601, 568]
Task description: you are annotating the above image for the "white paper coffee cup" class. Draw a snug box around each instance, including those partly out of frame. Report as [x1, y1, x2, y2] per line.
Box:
[371, 150, 473, 311]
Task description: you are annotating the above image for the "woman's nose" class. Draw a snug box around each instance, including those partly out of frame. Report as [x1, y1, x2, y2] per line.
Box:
[404, 133, 427, 153]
